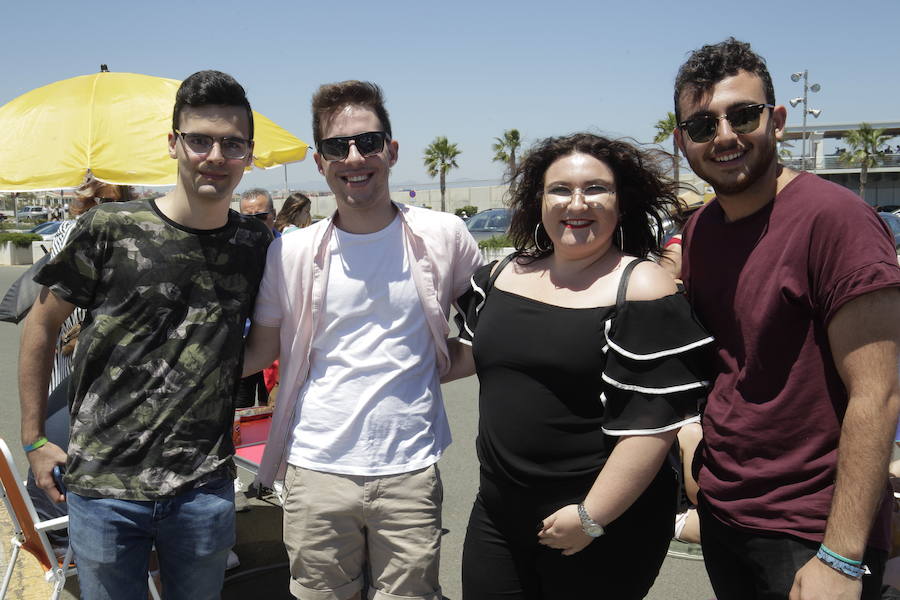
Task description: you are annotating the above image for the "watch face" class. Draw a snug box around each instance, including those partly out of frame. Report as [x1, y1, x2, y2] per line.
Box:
[585, 523, 604, 537]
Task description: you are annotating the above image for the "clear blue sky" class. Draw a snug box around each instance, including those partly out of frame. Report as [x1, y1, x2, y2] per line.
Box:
[3, 0, 898, 193]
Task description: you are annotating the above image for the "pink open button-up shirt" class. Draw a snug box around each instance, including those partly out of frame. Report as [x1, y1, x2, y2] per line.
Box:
[252, 203, 483, 486]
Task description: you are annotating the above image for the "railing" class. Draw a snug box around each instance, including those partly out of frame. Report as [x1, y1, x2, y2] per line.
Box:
[781, 153, 900, 171]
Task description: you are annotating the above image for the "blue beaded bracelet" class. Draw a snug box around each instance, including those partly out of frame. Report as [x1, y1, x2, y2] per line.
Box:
[816, 546, 869, 579]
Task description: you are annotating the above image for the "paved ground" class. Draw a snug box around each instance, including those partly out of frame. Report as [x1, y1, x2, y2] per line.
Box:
[0, 264, 715, 599]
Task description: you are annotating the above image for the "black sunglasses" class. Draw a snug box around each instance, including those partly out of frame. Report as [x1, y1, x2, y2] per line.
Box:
[318, 131, 389, 161]
[249, 212, 270, 221]
[678, 103, 775, 143]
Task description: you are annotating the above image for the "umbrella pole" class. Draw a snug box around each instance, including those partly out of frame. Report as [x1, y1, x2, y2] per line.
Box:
[283, 165, 288, 198]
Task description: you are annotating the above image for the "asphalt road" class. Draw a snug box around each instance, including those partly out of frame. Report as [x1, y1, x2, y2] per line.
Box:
[0, 264, 714, 600]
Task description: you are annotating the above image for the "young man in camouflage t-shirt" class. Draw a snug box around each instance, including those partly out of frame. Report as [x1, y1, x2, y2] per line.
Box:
[19, 70, 271, 600]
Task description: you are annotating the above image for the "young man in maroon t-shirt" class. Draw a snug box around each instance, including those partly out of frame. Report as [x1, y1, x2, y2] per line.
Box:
[673, 38, 900, 600]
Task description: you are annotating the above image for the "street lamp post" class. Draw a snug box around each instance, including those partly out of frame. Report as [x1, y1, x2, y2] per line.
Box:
[789, 70, 822, 171]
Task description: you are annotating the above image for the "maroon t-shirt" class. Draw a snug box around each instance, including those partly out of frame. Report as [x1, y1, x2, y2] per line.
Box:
[682, 171, 900, 551]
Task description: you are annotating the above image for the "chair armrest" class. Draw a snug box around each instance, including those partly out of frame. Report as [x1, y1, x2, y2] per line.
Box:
[34, 515, 69, 532]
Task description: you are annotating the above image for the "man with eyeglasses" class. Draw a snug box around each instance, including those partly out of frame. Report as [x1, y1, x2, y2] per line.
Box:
[673, 38, 900, 600]
[19, 70, 271, 600]
[242, 80, 482, 600]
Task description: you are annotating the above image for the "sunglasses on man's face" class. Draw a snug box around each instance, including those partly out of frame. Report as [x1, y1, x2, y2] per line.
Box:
[318, 131, 389, 161]
[249, 212, 270, 221]
[678, 103, 775, 143]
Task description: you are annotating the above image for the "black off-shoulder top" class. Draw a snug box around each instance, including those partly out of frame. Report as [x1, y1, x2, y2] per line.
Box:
[455, 259, 712, 488]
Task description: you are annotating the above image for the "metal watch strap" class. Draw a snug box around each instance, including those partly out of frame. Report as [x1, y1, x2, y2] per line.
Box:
[577, 503, 605, 537]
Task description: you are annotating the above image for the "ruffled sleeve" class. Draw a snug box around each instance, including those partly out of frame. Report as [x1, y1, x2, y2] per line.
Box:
[453, 261, 497, 346]
[601, 293, 713, 435]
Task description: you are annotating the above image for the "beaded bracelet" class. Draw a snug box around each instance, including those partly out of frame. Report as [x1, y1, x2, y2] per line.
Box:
[23, 436, 49, 453]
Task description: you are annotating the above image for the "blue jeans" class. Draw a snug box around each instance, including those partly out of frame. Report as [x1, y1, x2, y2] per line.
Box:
[67, 477, 235, 600]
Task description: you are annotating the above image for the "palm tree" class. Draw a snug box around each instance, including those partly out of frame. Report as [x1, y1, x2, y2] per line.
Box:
[653, 112, 680, 183]
[492, 129, 521, 188]
[839, 123, 892, 203]
[423, 136, 461, 213]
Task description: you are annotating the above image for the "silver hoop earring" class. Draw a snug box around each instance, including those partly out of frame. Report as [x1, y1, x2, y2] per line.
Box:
[534, 222, 551, 253]
[617, 225, 625, 250]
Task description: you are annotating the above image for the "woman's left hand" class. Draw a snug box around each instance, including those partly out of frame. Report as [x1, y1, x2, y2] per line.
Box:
[537, 504, 594, 556]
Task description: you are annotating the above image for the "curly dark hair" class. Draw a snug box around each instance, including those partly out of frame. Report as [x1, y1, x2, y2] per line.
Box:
[674, 37, 775, 122]
[311, 81, 392, 150]
[508, 133, 682, 261]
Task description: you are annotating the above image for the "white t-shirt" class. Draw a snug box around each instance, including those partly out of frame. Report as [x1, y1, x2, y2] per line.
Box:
[287, 216, 449, 476]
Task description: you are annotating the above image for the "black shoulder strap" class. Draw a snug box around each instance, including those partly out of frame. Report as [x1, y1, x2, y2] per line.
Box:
[484, 252, 517, 295]
[615, 259, 647, 311]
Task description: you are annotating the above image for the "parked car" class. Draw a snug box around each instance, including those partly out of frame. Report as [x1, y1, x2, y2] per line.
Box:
[878, 212, 900, 251]
[466, 208, 510, 242]
[16, 206, 49, 221]
[27, 220, 62, 241]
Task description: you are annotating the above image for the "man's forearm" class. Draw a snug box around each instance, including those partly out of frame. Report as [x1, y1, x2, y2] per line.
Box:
[823, 388, 900, 560]
[18, 312, 61, 443]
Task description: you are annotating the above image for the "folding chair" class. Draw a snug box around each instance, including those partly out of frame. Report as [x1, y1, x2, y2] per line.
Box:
[0, 438, 160, 600]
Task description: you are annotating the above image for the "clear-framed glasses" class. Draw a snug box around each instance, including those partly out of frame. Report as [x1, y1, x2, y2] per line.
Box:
[543, 184, 616, 208]
[318, 131, 389, 161]
[174, 129, 252, 159]
[678, 103, 775, 143]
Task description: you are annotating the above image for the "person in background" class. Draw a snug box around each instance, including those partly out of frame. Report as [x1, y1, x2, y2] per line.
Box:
[236, 187, 278, 409]
[444, 133, 712, 599]
[23, 172, 133, 553]
[274, 192, 312, 234]
[241, 187, 278, 235]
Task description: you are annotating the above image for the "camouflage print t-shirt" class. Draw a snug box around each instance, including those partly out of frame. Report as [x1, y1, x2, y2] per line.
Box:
[34, 199, 271, 500]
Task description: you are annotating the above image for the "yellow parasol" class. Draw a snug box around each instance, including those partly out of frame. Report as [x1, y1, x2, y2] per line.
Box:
[0, 70, 309, 192]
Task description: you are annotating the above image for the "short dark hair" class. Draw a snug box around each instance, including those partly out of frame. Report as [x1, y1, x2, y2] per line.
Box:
[240, 188, 273, 212]
[674, 38, 775, 122]
[508, 133, 682, 260]
[311, 81, 392, 149]
[172, 70, 254, 140]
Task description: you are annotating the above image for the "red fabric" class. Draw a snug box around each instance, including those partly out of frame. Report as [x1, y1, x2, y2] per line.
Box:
[263, 360, 279, 393]
[682, 172, 900, 551]
[664, 235, 682, 248]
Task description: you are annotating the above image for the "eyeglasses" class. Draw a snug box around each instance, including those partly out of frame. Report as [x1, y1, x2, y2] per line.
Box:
[678, 103, 775, 143]
[543, 184, 616, 208]
[174, 129, 252, 160]
[318, 131, 389, 161]
[248, 212, 270, 221]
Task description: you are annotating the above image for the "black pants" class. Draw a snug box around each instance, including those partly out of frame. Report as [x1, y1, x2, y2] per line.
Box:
[462, 470, 675, 600]
[235, 372, 267, 409]
[699, 498, 887, 600]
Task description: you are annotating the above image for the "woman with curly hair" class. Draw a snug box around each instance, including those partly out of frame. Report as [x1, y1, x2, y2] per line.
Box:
[445, 133, 712, 599]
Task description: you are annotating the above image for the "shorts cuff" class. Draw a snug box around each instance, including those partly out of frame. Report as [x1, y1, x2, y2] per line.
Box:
[371, 588, 443, 600]
[290, 575, 362, 600]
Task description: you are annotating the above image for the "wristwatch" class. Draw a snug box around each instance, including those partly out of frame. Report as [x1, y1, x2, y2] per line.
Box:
[577, 503, 605, 538]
